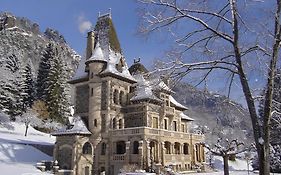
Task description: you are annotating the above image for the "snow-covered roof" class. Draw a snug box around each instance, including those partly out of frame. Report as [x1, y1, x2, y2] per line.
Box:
[130, 74, 161, 102]
[180, 112, 194, 121]
[86, 42, 106, 63]
[52, 117, 91, 136]
[70, 56, 88, 82]
[169, 95, 188, 110]
[101, 48, 136, 82]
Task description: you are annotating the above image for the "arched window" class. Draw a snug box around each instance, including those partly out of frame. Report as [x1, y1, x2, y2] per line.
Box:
[133, 141, 139, 154]
[116, 141, 126, 154]
[112, 118, 117, 129]
[82, 142, 92, 155]
[85, 166, 90, 175]
[183, 143, 189, 155]
[119, 91, 125, 105]
[164, 141, 171, 154]
[113, 90, 118, 104]
[174, 142, 180, 154]
[101, 142, 106, 155]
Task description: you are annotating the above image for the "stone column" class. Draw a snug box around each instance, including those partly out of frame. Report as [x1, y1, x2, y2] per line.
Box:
[138, 141, 144, 169]
[125, 141, 130, 164]
[146, 140, 151, 171]
[161, 142, 166, 165]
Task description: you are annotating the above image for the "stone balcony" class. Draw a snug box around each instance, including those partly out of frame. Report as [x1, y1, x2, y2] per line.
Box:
[164, 154, 191, 164]
[164, 106, 175, 116]
[109, 127, 204, 141]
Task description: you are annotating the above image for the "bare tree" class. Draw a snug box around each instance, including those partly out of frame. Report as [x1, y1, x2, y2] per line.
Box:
[204, 138, 245, 175]
[138, 0, 281, 174]
[16, 108, 41, 136]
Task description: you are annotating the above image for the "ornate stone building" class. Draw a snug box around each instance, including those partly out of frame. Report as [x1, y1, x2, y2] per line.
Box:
[52, 13, 205, 175]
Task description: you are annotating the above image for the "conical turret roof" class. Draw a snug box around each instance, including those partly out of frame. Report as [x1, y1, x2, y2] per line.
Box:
[86, 41, 106, 63]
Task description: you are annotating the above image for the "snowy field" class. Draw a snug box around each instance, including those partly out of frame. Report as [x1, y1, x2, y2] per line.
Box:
[0, 122, 55, 175]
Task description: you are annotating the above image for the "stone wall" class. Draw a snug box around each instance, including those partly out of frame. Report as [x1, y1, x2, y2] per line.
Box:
[75, 85, 89, 114]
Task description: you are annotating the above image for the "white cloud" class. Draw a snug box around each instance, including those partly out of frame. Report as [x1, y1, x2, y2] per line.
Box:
[77, 14, 92, 34]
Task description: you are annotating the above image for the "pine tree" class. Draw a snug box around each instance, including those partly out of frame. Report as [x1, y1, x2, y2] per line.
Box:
[0, 53, 24, 119]
[46, 45, 70, 124]
[36, 43, 53, 101]
[22, 63, 35, 110]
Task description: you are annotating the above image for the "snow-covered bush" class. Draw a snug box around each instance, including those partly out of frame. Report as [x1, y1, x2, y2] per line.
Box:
[0, 111, 14, 129]
[16, 108, 41, 136]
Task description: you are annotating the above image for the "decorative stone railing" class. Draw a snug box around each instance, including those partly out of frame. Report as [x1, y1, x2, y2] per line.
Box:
[112, 154, 125, 161]
[110, 127, 204, 140]
[164, 154, 191, 164]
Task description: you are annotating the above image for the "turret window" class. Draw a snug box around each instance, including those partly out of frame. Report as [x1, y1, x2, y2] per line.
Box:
[82, 142, 92, 154]
[94, 119, 97, 127]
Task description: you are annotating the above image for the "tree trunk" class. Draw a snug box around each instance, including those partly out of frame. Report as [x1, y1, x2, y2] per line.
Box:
[223, 155, 229, 175]
[24, 124, 29, 136]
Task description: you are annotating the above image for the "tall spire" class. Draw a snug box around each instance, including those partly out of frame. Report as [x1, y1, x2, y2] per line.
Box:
[94, 12, 121, 54]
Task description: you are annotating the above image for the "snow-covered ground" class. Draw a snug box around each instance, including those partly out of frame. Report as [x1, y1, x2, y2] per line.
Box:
[0, 122, 55, 175]
[181, 155, 281, 175]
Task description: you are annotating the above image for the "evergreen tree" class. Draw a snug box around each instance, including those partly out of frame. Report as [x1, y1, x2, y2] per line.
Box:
[46, 46, 70, 124]
[0, 53, 24, 119]
[36, 43, 53, 101]
[22, 63, 35, 110]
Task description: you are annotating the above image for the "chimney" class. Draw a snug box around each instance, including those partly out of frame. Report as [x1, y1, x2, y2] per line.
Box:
[86, 31, 95, 60]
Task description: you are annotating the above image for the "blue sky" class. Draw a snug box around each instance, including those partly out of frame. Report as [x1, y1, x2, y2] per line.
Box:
[1, 0, 168, 67]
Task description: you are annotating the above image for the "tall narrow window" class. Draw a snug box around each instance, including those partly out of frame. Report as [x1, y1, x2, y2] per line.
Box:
[118, 119, 123, 129]
[152, 117, 158, 128]
[101, 142, 106, 155]
[85, 166, 90, 175]
[183, 143, 189, 155]
[112, 118, 117, 129]
[181, 124, 185, 132]
[119, 91, 125, 105]
[113, 90, 118, 104]
[133, 141, 139, 154]
[94, 119, 97, 127]
[91, 88, 94, 97]
[164, 119, 168, 130]
[173, 121, 177, 131]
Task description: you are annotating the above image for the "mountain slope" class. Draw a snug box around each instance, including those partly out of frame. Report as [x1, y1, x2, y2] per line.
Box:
[173, 83, 253, 145]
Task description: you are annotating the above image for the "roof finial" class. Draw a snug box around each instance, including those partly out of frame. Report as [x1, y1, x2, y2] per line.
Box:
[109, 8, 112, 18]
[98, 12, 101, 17]
[134, 58, 141, 64]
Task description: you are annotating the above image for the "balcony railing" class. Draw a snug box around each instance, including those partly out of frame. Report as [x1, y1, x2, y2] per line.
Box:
[164, 154, 191, 164]
[112, 154, 125, 162]
[109, 127, 204, 140]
